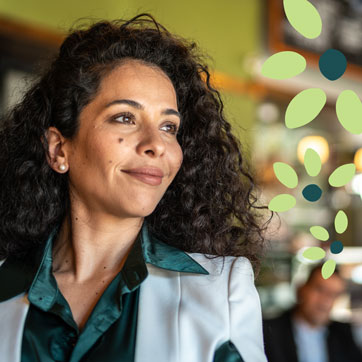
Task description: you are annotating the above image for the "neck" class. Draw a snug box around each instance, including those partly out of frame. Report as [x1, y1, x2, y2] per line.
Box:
[52, 207, 144, 282]
[293, 308, 325, 329]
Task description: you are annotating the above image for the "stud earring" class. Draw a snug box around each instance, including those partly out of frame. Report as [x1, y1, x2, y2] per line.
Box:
[59, 164, 66, 171]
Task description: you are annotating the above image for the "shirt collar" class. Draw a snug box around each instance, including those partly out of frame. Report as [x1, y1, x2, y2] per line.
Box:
[0, 221, 208, 302]
[141, 222, 208, 275]
[293, 316, 328, 334]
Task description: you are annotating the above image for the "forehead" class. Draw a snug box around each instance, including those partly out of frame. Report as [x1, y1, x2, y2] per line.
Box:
[309, 271, 345, 292]
[95, 60, 177, 105]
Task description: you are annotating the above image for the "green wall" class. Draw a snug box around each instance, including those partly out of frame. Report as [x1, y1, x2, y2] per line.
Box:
[0, 0, 261, 147]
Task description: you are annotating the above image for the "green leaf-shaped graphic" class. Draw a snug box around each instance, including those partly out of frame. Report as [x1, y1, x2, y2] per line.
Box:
[283, 0, 322, 39]
[261, 51, 306, 80]
[285, 88, 327, 129]
[322, 259, 336, 279]
[273, 162, 298, 188]
[328, 163, 356, 187]
[336, 90, 362, 134]
[304, 148, 322, 177]
[268, 194, 296, 212]
[335, 210, 348, 234]
[310, 226, 329, 241]
[303, 246, 326, 261]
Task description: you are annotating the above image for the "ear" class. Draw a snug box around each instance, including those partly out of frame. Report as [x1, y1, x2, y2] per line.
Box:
[45, 126, 69, 173]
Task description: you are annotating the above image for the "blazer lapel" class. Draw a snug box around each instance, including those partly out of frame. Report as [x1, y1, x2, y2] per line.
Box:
[0, 293, 29, 362]
[135, 264, 181, 362]
[281, 310, 299, 362]
[135, 257, 236, 362]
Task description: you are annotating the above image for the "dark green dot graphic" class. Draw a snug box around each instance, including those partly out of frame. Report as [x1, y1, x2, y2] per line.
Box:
[319, 49, 347, 81]
[330, 241, 343, 254]
[302, 184, 322, 202]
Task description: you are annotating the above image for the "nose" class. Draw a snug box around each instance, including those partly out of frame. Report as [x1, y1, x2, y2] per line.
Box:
[318, 292, 336, 312]
[136, 123, 166, 158]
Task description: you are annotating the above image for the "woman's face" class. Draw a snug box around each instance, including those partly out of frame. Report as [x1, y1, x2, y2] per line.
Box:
[63, 60, 183, 219]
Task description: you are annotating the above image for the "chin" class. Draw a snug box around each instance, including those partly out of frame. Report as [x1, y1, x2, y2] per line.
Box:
[129, 203, 159, 218]
[312, 316, 328, 327]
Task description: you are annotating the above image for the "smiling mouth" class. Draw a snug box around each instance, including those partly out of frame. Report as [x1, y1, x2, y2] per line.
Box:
[121, 170, 163, 186]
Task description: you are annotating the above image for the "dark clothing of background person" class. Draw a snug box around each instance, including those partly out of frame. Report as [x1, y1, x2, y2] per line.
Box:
[263, 309, 362, 362]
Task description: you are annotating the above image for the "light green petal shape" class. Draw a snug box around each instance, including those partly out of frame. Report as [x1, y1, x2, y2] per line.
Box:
[310, 226, 329, 241]
[336, 90, 362, 134]
[261, 51, 306, 80]
[285, 88, 326, 129]
[303, 247, 326, 261]
[335, 210, 348, 234]
[322, 260, 336, 279]
[328, 163, 356, 187]
[304, 148, 322, 177]
[283, 0, 322, 39]
[268, 194, 296, 212]
[273, 162, 298, 188]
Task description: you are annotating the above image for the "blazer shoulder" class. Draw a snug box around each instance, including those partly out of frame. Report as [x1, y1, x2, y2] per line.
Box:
[264, 309, 294, 327]
[144, 254, 266, 361]
[328, 319, 357, 337]
[186, 253, 254, 280]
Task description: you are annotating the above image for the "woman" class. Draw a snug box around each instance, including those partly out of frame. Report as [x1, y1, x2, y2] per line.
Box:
[0, 14, 269, 362]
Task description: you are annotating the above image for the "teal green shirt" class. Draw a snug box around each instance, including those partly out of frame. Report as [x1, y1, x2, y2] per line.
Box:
[0, 222, 243, 362]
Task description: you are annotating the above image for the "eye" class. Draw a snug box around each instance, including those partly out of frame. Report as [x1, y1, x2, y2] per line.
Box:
[112, 112, 135, 124]
[161, 123, 179, 135]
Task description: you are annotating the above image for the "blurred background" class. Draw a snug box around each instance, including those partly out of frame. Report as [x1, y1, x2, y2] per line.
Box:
[1, 0, 362, 348]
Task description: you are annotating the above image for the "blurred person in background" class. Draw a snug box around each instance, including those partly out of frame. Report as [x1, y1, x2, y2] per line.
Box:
[263, 263, 362, 362]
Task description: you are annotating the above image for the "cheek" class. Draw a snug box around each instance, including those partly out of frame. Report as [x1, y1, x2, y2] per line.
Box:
[310, 293, 322, 307]
[170, 144, 183, 174]
[70, 140, 117, 184]
[90, 133, 123, 164]
[86, 142, 111, 170]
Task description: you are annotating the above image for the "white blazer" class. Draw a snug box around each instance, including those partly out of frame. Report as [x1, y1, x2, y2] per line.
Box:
[0, 255, 267, 362]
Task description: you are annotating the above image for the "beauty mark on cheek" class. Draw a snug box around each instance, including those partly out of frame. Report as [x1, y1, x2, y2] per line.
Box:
[118, 138, 124, 143]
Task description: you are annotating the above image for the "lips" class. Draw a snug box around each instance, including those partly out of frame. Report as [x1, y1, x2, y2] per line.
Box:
[121, 167, 164, 186]
[123, 167, 164, 177]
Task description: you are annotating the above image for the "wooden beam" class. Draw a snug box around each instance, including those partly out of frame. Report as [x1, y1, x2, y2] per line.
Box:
[0, 15, 64, 48]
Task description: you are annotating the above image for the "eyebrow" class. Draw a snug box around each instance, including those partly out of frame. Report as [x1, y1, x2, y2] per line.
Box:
[105, 99, 181, 119]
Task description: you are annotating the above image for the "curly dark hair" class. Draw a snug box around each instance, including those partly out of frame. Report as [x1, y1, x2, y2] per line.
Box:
[0, 14, 271, 272]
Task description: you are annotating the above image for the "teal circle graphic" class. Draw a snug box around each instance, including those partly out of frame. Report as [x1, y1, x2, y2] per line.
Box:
[319, 49, 347, 81]
[330, 241, 343, 254]
[302, 184, 322, 202]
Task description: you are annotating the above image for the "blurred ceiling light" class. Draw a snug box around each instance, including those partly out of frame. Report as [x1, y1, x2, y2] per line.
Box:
[351, 173, 362, 198]
[351, 264, 362, 284]
[297, 136, 329, 165]
[354, 148, 362, 172]
[325, 247, 362, 264]
[330, 189, 351, 209]
[257, 102, 280, 124]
